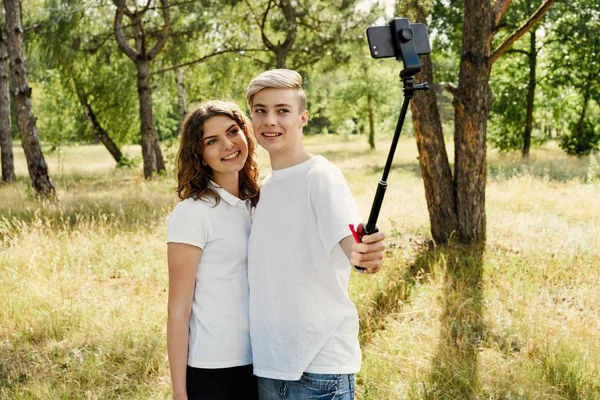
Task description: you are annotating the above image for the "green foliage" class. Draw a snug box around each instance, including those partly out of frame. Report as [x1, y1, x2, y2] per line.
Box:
[559, 118, 600, 156]
[545, 0, 600, 98]
[489, 55, 530, 152]
[492, 0, 544, 48]
[489, 62, 550, 152]
[29, 0, 140, 146]
[182, 53, 259, 107]
[315, 43, 400, 141]
[116, 156, 137, 169]
[534, 86, 580, 138]
[30, 70, 88, 147]
[430, 0, 463, 57]
[18, 0, 415, 150]
[151, 88, 180, 140]
[242, 0, 368, 69]
[487, 0, 563, 154]
[544, 0, 600, 156]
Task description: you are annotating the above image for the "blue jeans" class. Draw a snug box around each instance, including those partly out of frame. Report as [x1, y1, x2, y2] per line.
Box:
[257, 373, 355, 400]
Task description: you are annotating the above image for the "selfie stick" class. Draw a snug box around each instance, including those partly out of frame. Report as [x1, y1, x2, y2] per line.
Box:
[350, 19, 430, 271]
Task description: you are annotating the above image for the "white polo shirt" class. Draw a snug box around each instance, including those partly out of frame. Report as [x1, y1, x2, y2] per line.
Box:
[167, 185, 253, 368]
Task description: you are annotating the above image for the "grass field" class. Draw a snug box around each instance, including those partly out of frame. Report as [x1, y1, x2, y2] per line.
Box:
[1, 135, 599, 399]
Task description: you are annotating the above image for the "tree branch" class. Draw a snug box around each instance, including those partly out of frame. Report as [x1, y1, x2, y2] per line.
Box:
[489, 0, 557, 67]
[148, 0, 171, 60]
[492, 22, 507, 34]
[22, 22, 44, 34]
[505, 48, 529, 56]
[537, 37, 560, 54]
[491, 0, 512, 28]
[440, 82, 458, 98]
[113, 0, 139, 61]
[238, 52, 271, 68]
[161, 0, 202, 9]
[280, 0, 296, 50]
[83, 28, 122, 54]
[244, 0, 261, 26]
[119, 0, 135, 18]
[259, 0, 275, 51]
[151, 48, 266, 75]
[294, 54, 328, 69]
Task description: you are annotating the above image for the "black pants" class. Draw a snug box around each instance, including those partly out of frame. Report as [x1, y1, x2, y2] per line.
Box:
[186, 364, 258, 400]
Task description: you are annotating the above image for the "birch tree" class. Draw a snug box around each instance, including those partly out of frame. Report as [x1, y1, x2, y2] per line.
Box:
[4, 0, 55, 196]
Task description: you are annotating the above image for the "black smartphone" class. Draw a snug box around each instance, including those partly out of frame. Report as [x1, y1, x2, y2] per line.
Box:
[366, 23, 431, 59]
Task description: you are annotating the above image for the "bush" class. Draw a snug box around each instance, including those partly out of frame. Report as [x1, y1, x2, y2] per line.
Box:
[559, 119, 600, 156]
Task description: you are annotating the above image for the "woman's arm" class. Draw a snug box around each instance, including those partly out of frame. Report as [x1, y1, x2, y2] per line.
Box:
[167, 243, 203, 400]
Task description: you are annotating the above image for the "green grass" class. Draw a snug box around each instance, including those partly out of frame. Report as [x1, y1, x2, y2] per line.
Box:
[1, 136, 599, 399]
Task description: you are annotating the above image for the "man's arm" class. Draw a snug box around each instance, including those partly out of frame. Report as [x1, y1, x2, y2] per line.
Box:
[339, 231, 386, 274]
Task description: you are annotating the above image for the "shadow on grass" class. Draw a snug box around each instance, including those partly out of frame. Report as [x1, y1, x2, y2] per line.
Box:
[358, 235, 436, 347]
[355, 234, 438, 396]
[356, 238, 486, 399]
[421, 243, 485, 400]
[369, 162, 423, 178]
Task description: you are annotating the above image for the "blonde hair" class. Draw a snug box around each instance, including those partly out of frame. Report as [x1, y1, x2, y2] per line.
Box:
[245, 69, 307, 112]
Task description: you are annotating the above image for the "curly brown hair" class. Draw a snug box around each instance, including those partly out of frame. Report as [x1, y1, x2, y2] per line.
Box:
[175, 100, 260, 207]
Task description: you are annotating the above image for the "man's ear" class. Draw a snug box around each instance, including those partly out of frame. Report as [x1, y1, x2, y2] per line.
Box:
[299, 110, 309, 128]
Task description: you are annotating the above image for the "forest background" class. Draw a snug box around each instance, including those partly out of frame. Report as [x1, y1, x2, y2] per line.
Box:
[1, 0, 599, 399]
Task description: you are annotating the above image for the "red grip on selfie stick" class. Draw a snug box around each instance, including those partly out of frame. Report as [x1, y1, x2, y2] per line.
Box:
[349, 224, 361, 243]
[349, 224, 367, 272]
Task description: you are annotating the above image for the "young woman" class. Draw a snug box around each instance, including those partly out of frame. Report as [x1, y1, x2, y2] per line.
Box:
[166, 100, 260, 400]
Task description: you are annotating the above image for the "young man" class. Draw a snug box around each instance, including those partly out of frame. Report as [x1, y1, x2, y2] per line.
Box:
[246, 69, 386, 399]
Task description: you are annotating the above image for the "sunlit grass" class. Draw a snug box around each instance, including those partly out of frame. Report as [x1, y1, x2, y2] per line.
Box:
[2, 136, 599, 399]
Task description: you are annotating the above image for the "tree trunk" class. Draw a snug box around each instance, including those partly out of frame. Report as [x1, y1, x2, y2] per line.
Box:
[275, 50, 286, 69]
[175, 67, 188, 127]
[131, 15, 165, 177]
[401, 0, 554, 244]
[522, 29, 537, 158]
[453, 0, 492, 243]
[367, 93, 375, 150]
[153, 129, 165, 171]
[137, 58, 164, 177]
[4, 0, 55, 197]
[576, 90, 590, 142]
[402, 2, 459, 244]
[114, 0, 169, 179]
[259, 0, 295, 69]
[0, 27, 15, 183]
[411, 54, 458, 243]
[73, 78, 123, 164]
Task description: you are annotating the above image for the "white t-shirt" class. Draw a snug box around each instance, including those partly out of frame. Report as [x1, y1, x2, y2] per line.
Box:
[248, 156, 362, 380]
[167, 185, 253, 368]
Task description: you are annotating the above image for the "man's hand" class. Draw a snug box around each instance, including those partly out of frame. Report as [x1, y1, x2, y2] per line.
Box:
[350, 231, 386, 274]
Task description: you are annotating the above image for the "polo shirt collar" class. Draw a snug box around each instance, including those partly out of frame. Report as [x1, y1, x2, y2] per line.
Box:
[209, 181, 243, 207]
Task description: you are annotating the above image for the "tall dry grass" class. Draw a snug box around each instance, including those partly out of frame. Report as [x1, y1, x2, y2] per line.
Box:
[1, 137, 599, 399]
